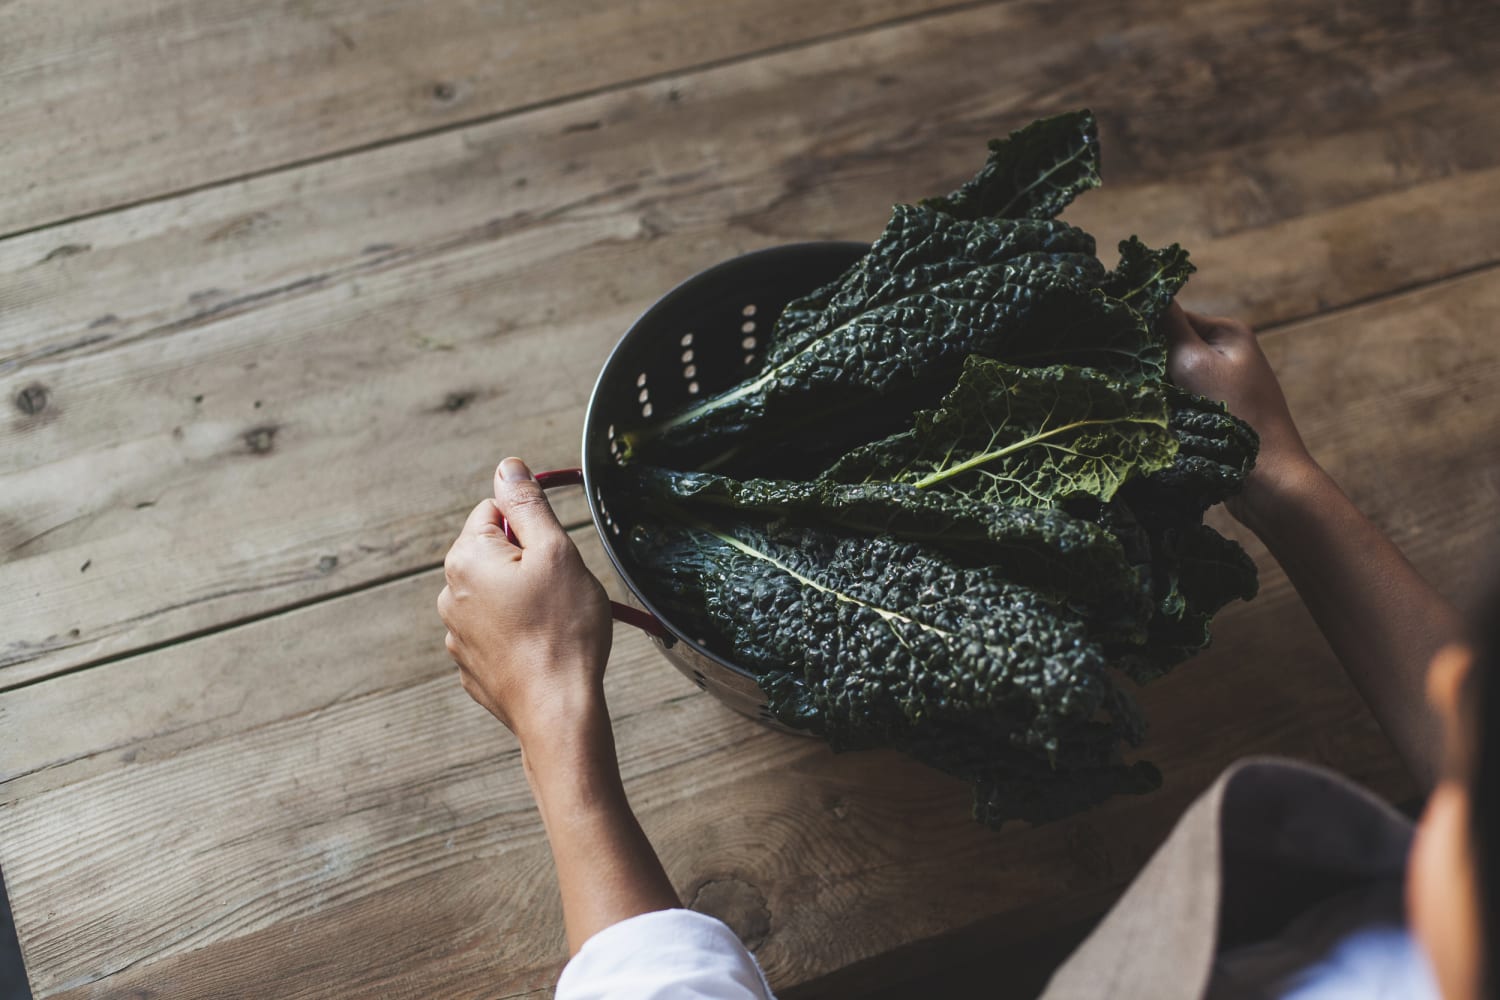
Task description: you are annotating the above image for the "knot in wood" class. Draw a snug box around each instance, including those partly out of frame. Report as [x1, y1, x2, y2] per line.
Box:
[15, 383, 49, 415]
[689, 876, 771, 949]
[242, 424, 279, 455]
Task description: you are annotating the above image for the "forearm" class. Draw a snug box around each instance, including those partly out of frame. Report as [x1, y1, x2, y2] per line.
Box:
[1239, 462, 1462, 789]
[521, 694, 681, 954]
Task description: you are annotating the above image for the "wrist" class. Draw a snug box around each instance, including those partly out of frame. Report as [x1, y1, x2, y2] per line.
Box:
[515, 677, 611, 756]
[1231, 454, 1335, 541]
[516, 683, 623, 798]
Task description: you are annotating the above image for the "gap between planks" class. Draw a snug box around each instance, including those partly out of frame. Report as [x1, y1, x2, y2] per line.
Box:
[0, 512, 578, 697]
[0, 0, 1003, 245]
[1249, 256, 1500, 337]
[9, 252, 1499, 698]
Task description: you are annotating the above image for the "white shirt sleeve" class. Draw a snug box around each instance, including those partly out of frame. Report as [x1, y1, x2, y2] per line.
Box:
[1210, 880, 1441, 1000]
[555, 908, 777, 1000]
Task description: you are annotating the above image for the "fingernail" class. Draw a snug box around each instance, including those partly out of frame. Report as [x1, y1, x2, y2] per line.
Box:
[500, 457, 532, 482]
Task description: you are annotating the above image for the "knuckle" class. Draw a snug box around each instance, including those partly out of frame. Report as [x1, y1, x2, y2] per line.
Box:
[531, 532, 573, 561]
[1168, 350, 1206, 382]
[507, 489, 553, 516]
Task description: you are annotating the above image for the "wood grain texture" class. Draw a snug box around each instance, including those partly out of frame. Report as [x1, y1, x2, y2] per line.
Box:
[0, 0, 968, 237]
[5, 0, 1500, 688]
[7, 262, 1499, 996]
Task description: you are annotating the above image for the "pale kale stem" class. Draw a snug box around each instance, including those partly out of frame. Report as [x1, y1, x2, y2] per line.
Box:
[908, 415, 1166, 490]
[1114, 258, 1173, 304]
[641, 362, 781, 438]
[625, 320, 840, 450]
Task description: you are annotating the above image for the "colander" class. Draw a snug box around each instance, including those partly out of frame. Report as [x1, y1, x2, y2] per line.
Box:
[509, 241, 867, 735]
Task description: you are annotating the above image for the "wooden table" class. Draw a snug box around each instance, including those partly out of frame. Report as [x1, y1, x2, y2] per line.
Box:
[4, 1, 1499, 996]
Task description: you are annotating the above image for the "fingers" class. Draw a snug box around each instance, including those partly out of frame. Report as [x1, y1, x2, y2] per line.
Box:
[445, 504, 515, 586]
[493, 456, 566, 551]
[460, 498, 503, 539]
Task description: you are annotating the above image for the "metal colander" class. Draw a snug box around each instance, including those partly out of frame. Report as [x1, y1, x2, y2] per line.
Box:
[526, 242, 867, 734]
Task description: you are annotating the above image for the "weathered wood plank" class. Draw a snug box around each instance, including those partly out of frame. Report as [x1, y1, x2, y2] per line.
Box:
[5, 263, 1497, 996]
[0, 0, 966, 237]
[5, 0, 1499, 686]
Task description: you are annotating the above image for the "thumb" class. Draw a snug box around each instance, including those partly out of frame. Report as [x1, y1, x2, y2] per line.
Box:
[494, 457, 566, 549]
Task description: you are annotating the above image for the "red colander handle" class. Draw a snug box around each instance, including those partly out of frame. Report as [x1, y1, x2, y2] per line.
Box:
[502, 467, 675, 645]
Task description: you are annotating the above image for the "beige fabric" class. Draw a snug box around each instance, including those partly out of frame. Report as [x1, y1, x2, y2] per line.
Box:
[1039, 757, 1415, 1000]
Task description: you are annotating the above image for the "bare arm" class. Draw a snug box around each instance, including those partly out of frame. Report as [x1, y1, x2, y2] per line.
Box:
[520, 697, 681, 954]
[1165, 306, 1461, 789]
[438, 458, 679, 954]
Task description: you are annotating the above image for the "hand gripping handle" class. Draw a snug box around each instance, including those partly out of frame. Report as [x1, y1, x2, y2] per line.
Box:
[501, 467, 675, 645]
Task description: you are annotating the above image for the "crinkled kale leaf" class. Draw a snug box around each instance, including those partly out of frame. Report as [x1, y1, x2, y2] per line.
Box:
[920, 109, 1103, 222]
[618, 109, 1260, 827]
[822, 357, 1179, 508]
[631, 521, 1131, 742]
[621, 463, 1151, 634]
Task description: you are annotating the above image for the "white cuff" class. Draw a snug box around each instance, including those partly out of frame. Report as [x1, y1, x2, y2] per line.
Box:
[556, 908, 775, 1000]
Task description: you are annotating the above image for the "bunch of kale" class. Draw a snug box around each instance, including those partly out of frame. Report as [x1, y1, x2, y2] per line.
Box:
[617, 110, 1259, 826]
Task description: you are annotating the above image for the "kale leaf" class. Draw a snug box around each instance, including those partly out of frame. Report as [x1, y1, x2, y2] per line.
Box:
[620, 463, 1152, 632]
[625, 520, 1140, 757]
[921, 109, 1102, 221]
[623, 248, 1109, 467]
[822, 357, 1180, 508]
[766, 206, 1096, 367]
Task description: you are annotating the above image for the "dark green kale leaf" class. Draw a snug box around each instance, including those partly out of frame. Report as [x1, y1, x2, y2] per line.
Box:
[626, 519, 1139, 756]
[1122, 384, 1260, 523]
[921, 109, 1102, 221]
[1101, 237, 1196, 330]
[1114, 520, 1260, 683]
[619, 463, 1151, 632]
[997, 238, 1194, 385]
[1157, 522, 1260, 620]
[766, 205, 1096, 365]
[823, 357, 1179, 508]
[622, 250, 1108, 464]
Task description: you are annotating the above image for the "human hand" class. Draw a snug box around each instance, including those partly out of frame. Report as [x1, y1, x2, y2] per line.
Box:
[437, 457, 613, 745]
[1163, 303, 1322, 523]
